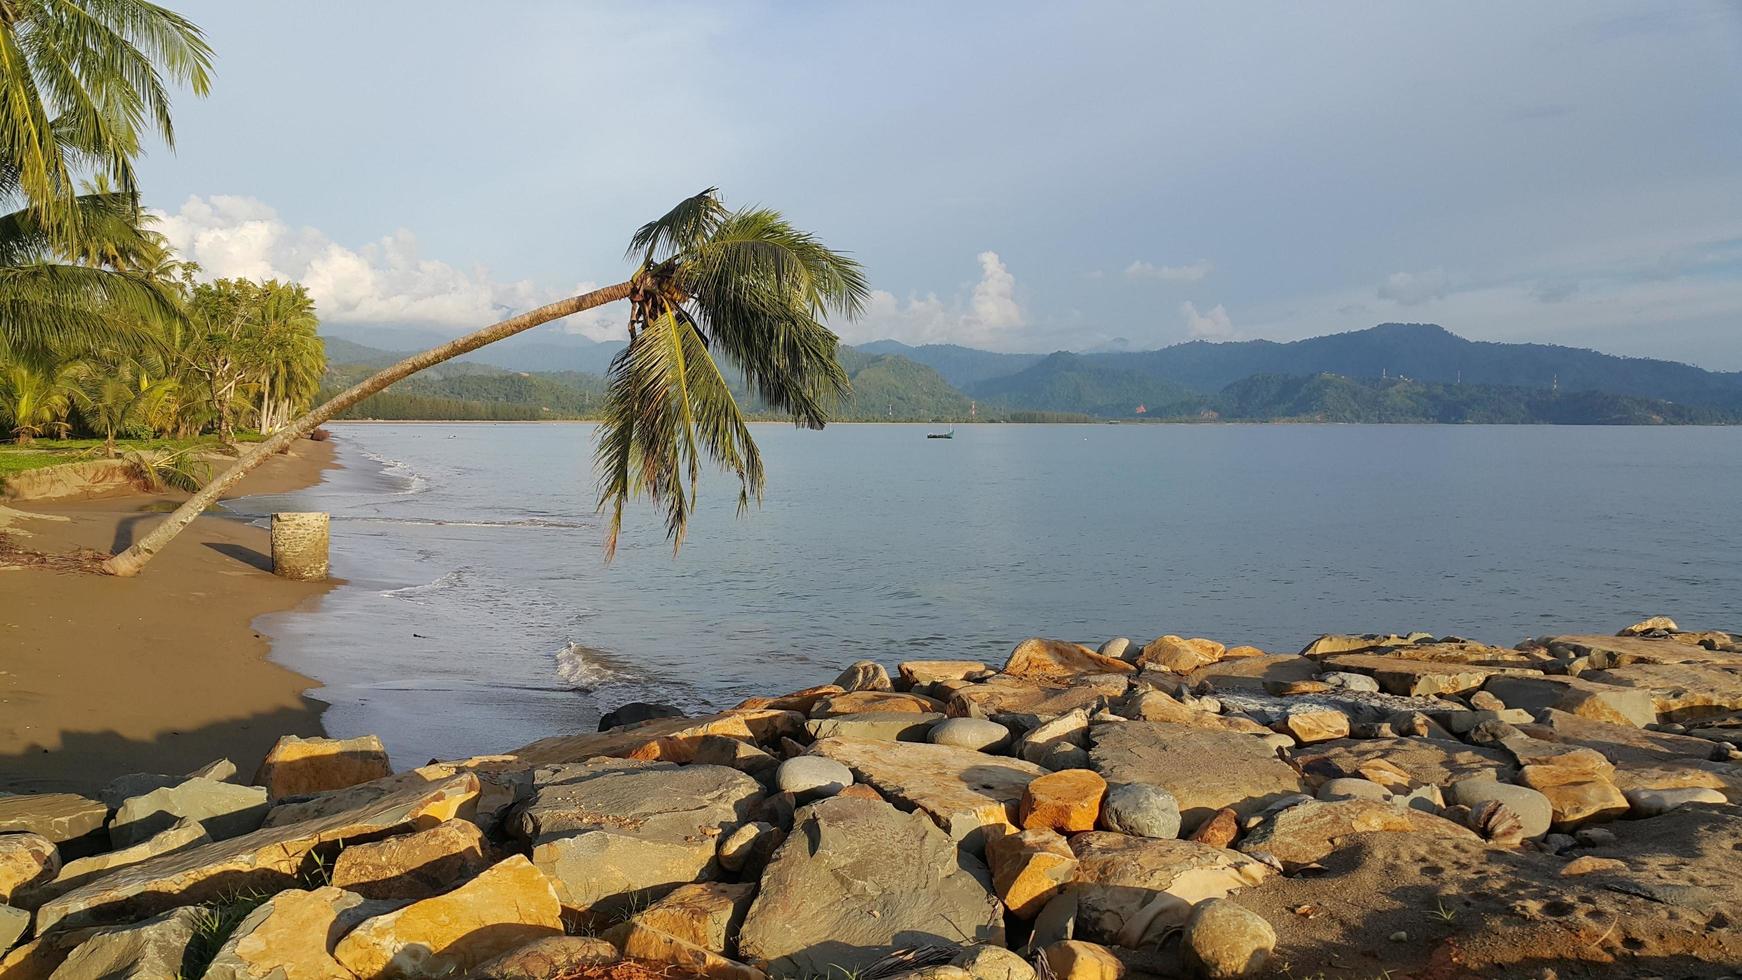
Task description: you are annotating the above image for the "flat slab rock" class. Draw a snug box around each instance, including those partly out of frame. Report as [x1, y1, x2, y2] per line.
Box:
[737, 796, 1003, 977]
[1215, 689, 1453, 724]
[1549, 634, 1742, 668]
[510, 759, 763, 845]
[1238, 798, 1483, 865]
[1088, 721, 1305, 833]
[505, 710, 804, 766]
[1068, 832, 1273, 947]
[1185, 654, 1321, 692]
[1313, 654, 1541, 696]
[808, 737, 1046, 854]
[1581, 663, 1742, 720]
[37, 773, 479, 932]
[1292, 737, 1516, 787]
[0, 793, 108, 851]
[947, 674, 1126, 721]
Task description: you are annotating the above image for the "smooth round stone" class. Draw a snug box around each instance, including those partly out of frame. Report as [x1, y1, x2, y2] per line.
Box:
[1448, 778, 1553, 839]
[775, 757, 853, 799]
[928, 718, 1012, 752]
[1098, 782, 1181, 839]
[1320, 671, 1380, 693]
[1316, 778, 1389, 802]
[1625, 787, 1726, 817]
[1182, 898, 1276, 978]
[1097, 637, 1133, 661]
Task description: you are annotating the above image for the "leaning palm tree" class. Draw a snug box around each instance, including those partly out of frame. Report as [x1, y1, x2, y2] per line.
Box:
[101, 188, 866, 576]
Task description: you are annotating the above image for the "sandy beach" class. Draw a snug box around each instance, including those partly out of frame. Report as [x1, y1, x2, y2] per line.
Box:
[0, 438, 338, 794]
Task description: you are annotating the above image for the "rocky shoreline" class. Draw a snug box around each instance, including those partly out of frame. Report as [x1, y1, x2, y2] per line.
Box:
[4, 619, 1742, 978]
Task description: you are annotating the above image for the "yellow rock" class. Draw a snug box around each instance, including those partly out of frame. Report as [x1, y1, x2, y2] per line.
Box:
[329, 818, 489, 900]
[334, 855, 564, 978]
[1043, 941, 1124, 980]
[1020, 770, 1107, 834]
[1003, 638, 1135, 683]
[631, 881, 756, 953]
[1280, 710, 1350, 744]
[986, 829, 1077, 919]
[810, 691, 945, 717]
[204, 886, 372, 980]
[255, 735, 392, 801]
[508, 710, 805, 766]
[1137, 636, 1226, 674]
[0, 832, 58, 904]
[617, 922, 768, 980]
[808, 737, 1046, 854]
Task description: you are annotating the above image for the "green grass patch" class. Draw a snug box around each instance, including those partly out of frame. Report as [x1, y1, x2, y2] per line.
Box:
[0, 435, 260, 478]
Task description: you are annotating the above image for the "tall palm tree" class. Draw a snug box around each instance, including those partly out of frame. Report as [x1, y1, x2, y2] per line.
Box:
[0, 0, 212, 237]
[102, 188, 866, 576]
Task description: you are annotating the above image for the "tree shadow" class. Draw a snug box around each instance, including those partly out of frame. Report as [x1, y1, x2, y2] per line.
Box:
[0, 701, 327, 796]
[203, 541, 273, 572]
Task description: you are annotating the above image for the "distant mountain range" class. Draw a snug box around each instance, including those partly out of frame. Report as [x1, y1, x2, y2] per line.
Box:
[320, 323, 1742, 424]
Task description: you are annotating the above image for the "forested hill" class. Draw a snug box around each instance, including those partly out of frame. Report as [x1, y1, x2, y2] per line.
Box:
[320, 324, 1741, 425]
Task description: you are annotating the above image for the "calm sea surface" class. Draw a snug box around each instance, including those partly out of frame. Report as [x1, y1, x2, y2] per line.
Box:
[235, 422, 1742, 767]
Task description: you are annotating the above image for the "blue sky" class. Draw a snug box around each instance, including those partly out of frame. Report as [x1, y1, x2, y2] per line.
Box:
[137, 2, 1742, 367]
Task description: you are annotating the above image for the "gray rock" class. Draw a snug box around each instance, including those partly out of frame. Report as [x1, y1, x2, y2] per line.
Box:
[186, 758, 239, 782]
[110, 778, 269, 848]
[1625, 787, 1727, 817]
[1098, 637, 1134, 661]
[775, 757, 854, 799]
[99, 773, 179, 811]
[1033, 743, 1092, 772]
[598, 702, 684, 732]
[928, 717, 1012, 752]
[806, 712, 942, 743]
[1028, 891, 1077, 954]
[1542, 833, 1577, 854]
[1316, 778, 1389, 802]
[49, 906, 201, 979]
[1320, 671, 1380, 693]
[1574, 826, 1617, 848]
[1090, 722, 1305, 835]
[1016, 709, 1092, 765]
[42, 819, 211, 903]
[833, 660, 894, 693]
[1447, 778, 1553, 839]
[1098, 782, 1181, 839]
[1, 903, 28, 955]
[737, 797, 1003, 977]
[1182, 898, 1275, 979]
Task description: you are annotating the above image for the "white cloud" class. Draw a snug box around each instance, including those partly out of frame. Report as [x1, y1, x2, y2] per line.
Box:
[156, 195, 625, 341]
[1180, 300, 1236, 340]
[842, 250, 1029, 349]
[1125, 259, 1213, 282]
[1376, 268, 1449, 305]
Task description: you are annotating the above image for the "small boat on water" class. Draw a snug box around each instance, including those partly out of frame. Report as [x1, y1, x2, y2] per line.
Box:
[926, 427, 955, 439]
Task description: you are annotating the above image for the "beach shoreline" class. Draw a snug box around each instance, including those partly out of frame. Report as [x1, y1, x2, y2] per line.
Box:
[0, 437, 340, 794]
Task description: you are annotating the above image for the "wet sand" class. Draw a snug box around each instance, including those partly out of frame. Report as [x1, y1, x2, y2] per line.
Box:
[0, 439, 338, 793]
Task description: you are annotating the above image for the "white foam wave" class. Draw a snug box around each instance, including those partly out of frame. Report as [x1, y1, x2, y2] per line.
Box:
[381, 570, 464, 602]
[343, 517, 589, 530]
[357, 449, 429, 495]
[554, 642, 636, 690]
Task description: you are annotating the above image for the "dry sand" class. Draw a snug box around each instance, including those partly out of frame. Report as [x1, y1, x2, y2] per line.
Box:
[0, 439, 338, 793]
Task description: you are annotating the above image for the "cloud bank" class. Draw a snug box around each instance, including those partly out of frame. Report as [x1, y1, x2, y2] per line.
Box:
[1126, 259, 1213, 282]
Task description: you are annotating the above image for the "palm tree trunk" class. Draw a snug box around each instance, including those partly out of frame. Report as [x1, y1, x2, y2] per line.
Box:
[102, 281, 632, 577]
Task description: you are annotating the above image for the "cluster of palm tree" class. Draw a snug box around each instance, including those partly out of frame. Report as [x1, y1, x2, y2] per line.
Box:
[1, 268, 324, 453]
[0, 0, 322, 455]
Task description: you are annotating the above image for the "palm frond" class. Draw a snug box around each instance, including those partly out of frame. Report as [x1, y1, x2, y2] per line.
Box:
[624, 187, 726, 264]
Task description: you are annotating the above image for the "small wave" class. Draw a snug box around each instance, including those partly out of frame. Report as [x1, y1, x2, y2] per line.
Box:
[357, 449, 429, 495]
[554, 642, 638, 690]
[340, 516, 591, 530]
[381, 570, 465, 602]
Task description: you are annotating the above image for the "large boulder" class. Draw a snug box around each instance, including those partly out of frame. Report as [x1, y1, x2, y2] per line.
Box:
[1483, 674, 1656, 728]
[1445, 779, 1553, 839]
[1182, 899, 1275, 979]
[48, 906, 201, 979]
[109, 778, 268, 847]
[335, 855, 564, 978]
[0, 794, 107, 855]
[805, 712, 943, 742]
[630, 881, 756, 954]
[37, 773, 478, 932]
[1136, 635, 1227, 674]
[519, 760, 761, 920]
[329, 817, 489, 900]
[471, 936, 620, 980]
[616, 922, 767, 980]
[1581, 663, 1742, 721]
[1312, 655, 1540, 696]
[1067, 833, 1272, 947]
[1088, 722, 1304, 834]
[1239, 799, 1482, 866]
[811, 691, 944, 717]
[35, 819, 210, 904]
[947, 674, 1126, 722]
[1003, 638, 1135, 683]
[1, 904, 26, 955]
[833, 660, 894, 693]
[203, 885, 391, 980]
[987, 829, 1077, 919]
[737, 796, 1003, 977]
[1546, 633, 1742, 668]
[808, 737, 1046, 854]
[1293, 737, 1515, 788]
[255, 734, 393, 801]
[1185, 654, 1318, 693]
